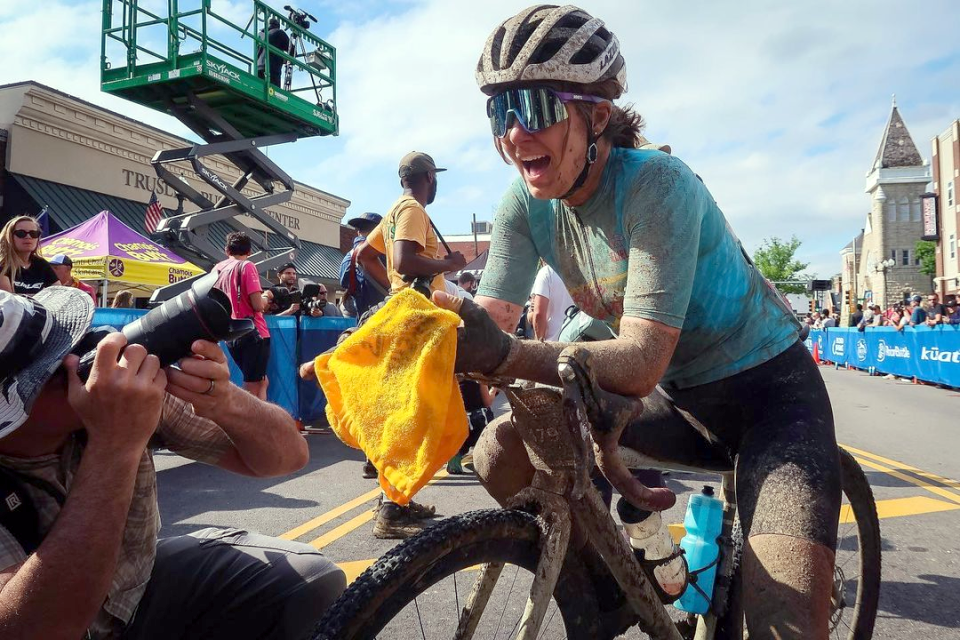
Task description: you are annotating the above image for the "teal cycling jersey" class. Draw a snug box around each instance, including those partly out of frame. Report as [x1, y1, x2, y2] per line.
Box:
[477, 148, 800, 389]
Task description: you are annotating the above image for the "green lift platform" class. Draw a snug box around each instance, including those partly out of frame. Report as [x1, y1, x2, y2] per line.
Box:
[100, 0, 339, 300]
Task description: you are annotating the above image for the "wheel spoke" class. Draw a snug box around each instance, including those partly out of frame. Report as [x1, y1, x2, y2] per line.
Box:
[537, 605, 559, 640]
[493, 565, 521, 639]
[413, 596, 427, 640]
[453, 571, 460, 620]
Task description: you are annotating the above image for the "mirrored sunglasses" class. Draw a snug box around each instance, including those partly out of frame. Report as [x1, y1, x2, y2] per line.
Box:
[487, 88, 608, 138]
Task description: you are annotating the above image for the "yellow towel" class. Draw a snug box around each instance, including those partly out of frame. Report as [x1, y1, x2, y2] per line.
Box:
[314, 288, 467, 505]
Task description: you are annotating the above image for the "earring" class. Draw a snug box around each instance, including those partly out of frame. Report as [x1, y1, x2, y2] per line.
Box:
[587, 142, 598, 164]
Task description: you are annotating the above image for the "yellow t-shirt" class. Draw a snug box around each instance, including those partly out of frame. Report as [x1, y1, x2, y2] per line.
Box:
[368, 195, 446, 293]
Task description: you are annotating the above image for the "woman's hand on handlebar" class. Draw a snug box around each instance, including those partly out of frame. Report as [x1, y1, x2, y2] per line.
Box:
[432, 291, 515, 375]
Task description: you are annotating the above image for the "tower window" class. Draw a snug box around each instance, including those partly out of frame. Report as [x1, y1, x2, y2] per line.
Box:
[902, 249, 909, 266]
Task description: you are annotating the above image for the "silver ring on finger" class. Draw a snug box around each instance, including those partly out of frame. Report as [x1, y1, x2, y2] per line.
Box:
[204, 379, 216, 395]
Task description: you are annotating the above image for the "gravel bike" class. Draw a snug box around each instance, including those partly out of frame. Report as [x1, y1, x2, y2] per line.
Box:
[313, 346, 881, 640]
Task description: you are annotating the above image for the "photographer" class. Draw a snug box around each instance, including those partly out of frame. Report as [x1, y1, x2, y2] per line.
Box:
[301, 283, 342, 318]
[263, 262, 302, 317]
[0, 287, 345, 639]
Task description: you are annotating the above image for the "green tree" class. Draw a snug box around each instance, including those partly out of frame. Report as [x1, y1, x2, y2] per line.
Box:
[915, 240, 936, 277]
[752, 235, 811, 294]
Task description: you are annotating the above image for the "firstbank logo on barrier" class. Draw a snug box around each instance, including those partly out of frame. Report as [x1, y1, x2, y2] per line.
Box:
[921, 347, 960, 364]
[876, 340, 911, 363]
[831, 337, 845, 357]
[856, 339, 867, 362]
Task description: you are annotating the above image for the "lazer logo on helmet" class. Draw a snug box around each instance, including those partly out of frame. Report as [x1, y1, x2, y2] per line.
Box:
[920, 347, 960, 364]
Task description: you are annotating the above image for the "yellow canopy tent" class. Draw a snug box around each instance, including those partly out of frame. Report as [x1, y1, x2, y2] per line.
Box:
[41, 210, 203, 304]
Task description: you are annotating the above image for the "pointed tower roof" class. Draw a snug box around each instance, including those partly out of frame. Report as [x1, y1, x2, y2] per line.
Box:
[872, 96, 923, 169]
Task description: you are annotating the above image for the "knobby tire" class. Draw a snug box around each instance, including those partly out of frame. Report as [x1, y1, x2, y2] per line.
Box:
[310, 508, 603, 640]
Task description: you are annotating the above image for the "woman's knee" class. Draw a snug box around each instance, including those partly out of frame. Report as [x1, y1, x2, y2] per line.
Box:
[473, 413, 535, 505]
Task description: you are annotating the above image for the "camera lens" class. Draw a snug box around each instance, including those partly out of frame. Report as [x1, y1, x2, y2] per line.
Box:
[76, 272, 255, 381]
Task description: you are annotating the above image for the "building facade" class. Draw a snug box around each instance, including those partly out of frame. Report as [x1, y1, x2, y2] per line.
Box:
[931, 120, 959, 299]
[851, 101, 932, 310]
[0, 81, 350, 287]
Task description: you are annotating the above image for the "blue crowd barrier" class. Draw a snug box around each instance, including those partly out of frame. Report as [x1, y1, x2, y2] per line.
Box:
[806, 326, 960, 387]
[298, 316, 357, 424]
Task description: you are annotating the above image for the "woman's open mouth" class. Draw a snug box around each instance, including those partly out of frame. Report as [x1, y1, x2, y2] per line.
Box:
[520, 154, 551, 180]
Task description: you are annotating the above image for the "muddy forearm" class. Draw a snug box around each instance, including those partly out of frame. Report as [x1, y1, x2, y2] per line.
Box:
[495, 336, 661, 397]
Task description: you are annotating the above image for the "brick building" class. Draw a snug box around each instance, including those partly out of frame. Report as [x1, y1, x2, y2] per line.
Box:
[931, 120, 960, 299]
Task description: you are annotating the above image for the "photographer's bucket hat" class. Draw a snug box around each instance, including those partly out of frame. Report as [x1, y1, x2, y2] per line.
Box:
[0, 287, 95, 439]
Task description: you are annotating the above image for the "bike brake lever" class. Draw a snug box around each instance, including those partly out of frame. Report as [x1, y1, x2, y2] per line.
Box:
[557, 346, 676, 512]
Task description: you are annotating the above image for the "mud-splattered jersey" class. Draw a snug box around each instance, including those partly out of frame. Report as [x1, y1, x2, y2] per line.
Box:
[477, 148, 800, 388]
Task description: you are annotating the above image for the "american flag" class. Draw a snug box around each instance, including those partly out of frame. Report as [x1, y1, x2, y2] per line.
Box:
[144, 191, 164, 233]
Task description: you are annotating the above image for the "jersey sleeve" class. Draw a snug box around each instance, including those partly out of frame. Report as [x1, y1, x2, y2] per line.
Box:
[393, 201, 430, 249]
[622, 156, 706, 328]
[476, 181, 541, 306]
[240, 261, 262, 296]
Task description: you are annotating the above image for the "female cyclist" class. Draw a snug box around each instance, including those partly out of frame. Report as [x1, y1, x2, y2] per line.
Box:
[0, 216, 58, 295]
[432, 5, 840, 638]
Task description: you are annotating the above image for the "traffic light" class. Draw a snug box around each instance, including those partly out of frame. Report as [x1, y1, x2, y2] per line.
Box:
[809, 300, 815, 313]
[845, 290, 854, 309]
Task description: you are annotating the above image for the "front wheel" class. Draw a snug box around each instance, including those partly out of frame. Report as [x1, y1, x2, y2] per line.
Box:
[311, 508, 605, 640]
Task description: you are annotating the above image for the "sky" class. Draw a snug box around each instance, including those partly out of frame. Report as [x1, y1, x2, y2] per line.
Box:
[2, 0, 960, 279]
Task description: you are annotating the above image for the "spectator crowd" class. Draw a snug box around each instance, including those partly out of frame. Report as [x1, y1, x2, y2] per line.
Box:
[804, 294, 960, 331]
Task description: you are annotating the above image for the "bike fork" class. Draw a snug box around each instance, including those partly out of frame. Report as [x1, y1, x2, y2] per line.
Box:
[453, 496, 571, 640]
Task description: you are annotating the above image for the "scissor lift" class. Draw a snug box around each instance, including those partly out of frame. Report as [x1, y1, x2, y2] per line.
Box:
[100, 0, 338, 300]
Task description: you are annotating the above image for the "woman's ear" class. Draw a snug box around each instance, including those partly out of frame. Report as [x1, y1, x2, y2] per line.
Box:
[592, 101, 613, 136]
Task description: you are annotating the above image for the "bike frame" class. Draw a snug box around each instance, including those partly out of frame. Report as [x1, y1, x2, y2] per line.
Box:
[453, 373, 740, 640]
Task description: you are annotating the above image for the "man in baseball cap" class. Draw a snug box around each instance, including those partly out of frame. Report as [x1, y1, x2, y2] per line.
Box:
[346, 211, 383, 233]
[345, 151, 466, 538]
[48, 254, 97, 304]
[0, 287, 345, 637]
[398, 151, 447, 179]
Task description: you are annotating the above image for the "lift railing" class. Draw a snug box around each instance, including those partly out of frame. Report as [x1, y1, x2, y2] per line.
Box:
[101, 0, 337, 111]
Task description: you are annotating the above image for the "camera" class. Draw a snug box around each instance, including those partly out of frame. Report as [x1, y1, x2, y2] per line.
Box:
[76, 272, 255, 381]
[300, 283, 326, 315]
[283, 5, 316, 30]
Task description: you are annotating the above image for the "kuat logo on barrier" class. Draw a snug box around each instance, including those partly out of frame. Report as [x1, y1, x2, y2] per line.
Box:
[920, 347, 960, 364]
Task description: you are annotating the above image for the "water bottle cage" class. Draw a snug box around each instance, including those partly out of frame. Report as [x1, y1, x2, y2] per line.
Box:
[683, 540, 724, 612]
[634, 544, 689, 605]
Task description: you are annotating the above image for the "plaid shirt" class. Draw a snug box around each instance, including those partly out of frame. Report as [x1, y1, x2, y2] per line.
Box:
[0, 394, 233, 638]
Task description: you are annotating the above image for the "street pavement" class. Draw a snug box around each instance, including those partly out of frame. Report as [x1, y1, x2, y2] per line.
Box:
[156, 365, 960, 638]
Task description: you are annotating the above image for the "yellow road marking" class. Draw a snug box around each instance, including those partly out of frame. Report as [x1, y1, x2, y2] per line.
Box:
[852, 456, 960, 506]
[287, 470, 452, 548]
[857, 495, 960, 520]
[280, 487, 383, 540]
[310, 511, 377, 549]
[338, 559, 377, 584]
[841, 444, 960, 495]
[335, 495, 960, 583]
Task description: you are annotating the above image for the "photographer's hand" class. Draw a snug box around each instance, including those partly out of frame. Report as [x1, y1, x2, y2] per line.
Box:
[164, 340, 235, 420]
[64, 332, 166, 454]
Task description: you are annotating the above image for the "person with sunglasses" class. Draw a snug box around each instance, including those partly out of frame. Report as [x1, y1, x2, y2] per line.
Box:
[430, 6, 840, 638]
[0, 215, 58, 296]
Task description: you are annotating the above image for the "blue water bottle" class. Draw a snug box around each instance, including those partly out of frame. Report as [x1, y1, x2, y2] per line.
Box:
[675, 485, 724, 614]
